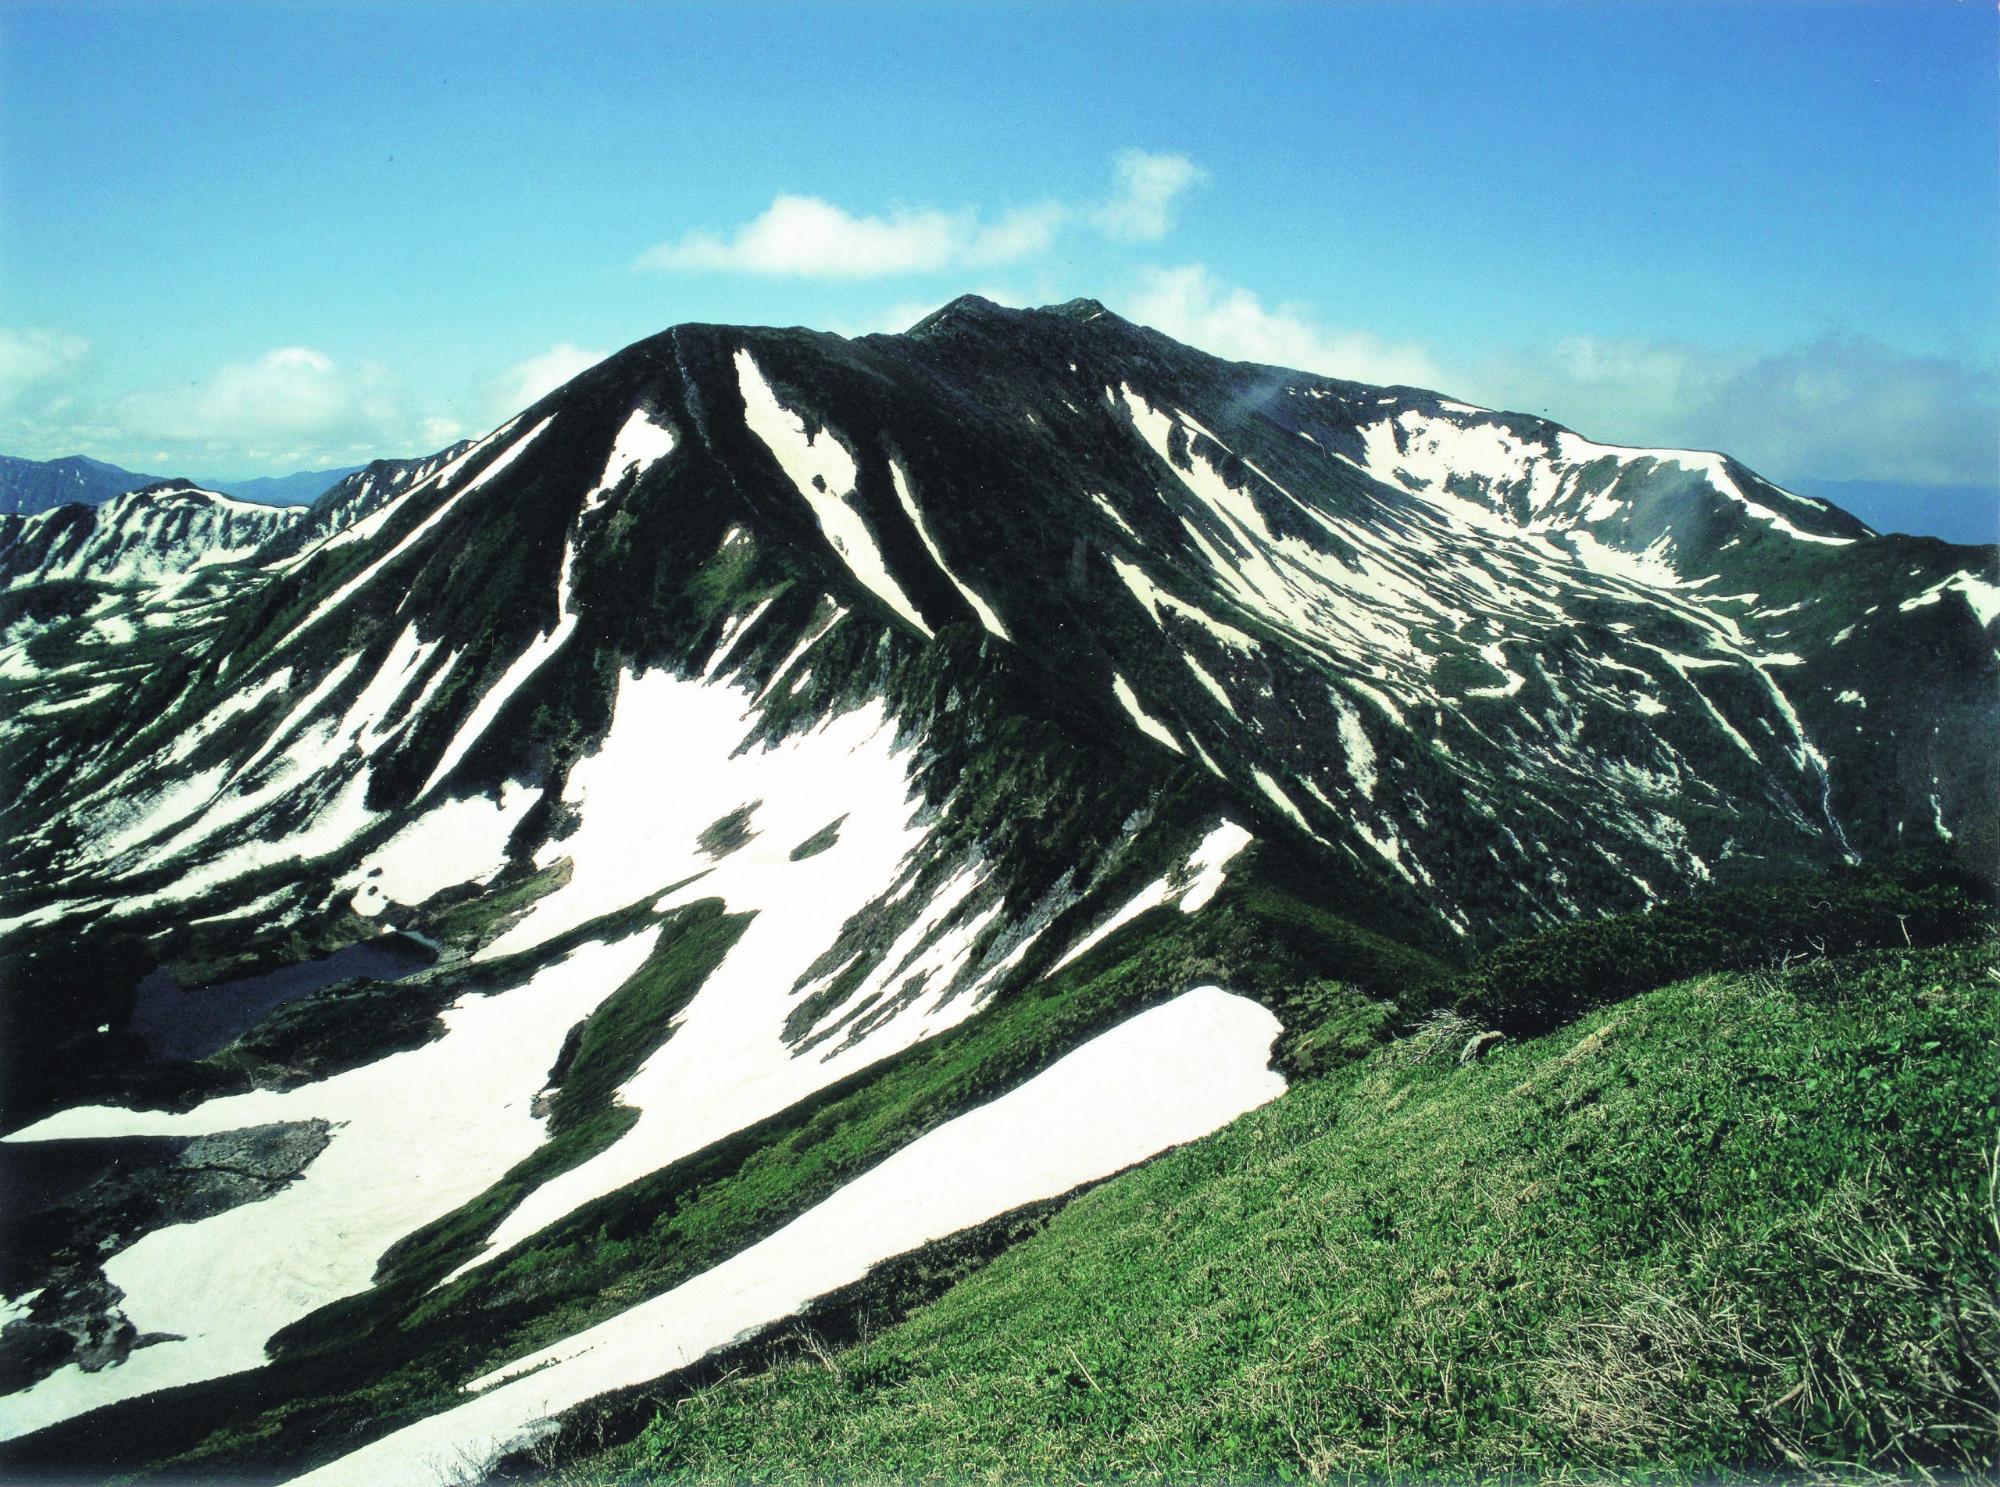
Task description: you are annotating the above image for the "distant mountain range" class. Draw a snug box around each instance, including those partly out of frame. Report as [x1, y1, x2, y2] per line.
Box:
[0, 455, 365, 517]
[0, 448, 476, 594]
[204, 465, 368, 509]
[0, 456, 170, 516]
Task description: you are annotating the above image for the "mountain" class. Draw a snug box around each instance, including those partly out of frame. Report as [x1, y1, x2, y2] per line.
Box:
[0, 297, 1991, 1483]
[0, 451, 471, 676]
[0, 454, 397, 521]
[0, 484, 317, 735]
[255, 442, 476, 560]
[200, 466, 367, 508]
[0, 455, 166, 516]
[0, 481, 308, 592]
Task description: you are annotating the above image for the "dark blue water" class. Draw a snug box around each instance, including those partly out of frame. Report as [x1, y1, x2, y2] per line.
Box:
[130, 935, 436, 1062]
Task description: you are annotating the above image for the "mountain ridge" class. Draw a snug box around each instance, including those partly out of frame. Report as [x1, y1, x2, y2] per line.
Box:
[5, 299, 1992, 954]
[0, 455, 170, 517]
[0, 453, 407, 518]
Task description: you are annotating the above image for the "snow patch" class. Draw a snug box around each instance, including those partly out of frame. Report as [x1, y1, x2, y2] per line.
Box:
[735, 351, 931, 637]
[888, 458, 1009, 640]
[1051, 821, 1252, 972]
[0, 933, 660, 1441]
[1329, 690, 1377, 797]
[340, 781, 543, 909]
[1251, 769, 1311, 832]
[585, 408, 676, 514]
[443, 666, 1034, 1277]
[419, 538, 582, 798]
[293, 987, 1285, 1487]
[276, 416, 556, 654]
[1183, 655, 1235, 715]
[1111, 673, 1182, 753]
[1901, 571, 2000, 628]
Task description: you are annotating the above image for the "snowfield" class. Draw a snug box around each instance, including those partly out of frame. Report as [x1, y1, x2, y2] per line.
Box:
[447, 657, 1066, 1278]
[291, 985, 1287, 1487]
[0, 933, 660, 1441]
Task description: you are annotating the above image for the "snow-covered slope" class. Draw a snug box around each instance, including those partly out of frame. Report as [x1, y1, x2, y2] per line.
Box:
[257, 443, 477, 563]
[0, 482, 306, 590]
[289, 986, 1285, 1486]
[0, 297, 1990, 1483]
[10, 302, 1987, 943]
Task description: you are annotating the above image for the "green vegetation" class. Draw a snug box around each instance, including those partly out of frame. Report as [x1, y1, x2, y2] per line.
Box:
[416, 858, 576, 953]
[789, 815, 846, 861]
[573, 938, 1999, 1485]
[693, 804, 760, 861]
[1428, 648, 1510, 695]
[373, 897, 750, 1291]
[1451, 854, 1991, 1038]
[20, 848, 1989, 1485]
[547, 901, 752, 1137]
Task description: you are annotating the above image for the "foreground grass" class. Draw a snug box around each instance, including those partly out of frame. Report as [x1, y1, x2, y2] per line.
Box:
[575, 940, 1998, 1484]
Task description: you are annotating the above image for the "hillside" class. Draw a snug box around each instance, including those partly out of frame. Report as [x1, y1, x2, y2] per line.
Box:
[563, 937, 1998, 1485]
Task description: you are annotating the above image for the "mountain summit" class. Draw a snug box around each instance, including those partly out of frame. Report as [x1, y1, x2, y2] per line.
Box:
[0, 301, 1992, 1481]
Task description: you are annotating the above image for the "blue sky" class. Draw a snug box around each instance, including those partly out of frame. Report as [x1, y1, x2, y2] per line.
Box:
[2, 0, 1994, 524]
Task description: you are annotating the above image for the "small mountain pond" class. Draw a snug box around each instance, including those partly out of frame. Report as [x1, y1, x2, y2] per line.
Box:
[130, 933, 438, 1064]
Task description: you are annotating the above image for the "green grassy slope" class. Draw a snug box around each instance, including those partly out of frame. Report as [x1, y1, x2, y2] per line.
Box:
[574, 939, 1998, 1485]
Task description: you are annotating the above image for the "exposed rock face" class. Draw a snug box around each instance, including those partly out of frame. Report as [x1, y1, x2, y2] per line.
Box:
[0, 1121, 331, 1391]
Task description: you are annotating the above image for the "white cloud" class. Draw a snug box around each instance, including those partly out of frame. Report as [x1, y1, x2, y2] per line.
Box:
[1458, 332, 1999, 486]
[7, 337, 607, 475]
[115, 347, 406, 452]
[1118, 267, 1996, 487]
[1456, 335, 1722, 443]
[0, 328, 89, 411]
[1121, 265, 1445, 390]
[1686, 336, 1997, 487]
[61, 346, 445, 472]
[488, 342, 605, 421]
[1094, 150, 1206, 242]
[637, 149, 1202, 280]
[637, 195, 1063, 279]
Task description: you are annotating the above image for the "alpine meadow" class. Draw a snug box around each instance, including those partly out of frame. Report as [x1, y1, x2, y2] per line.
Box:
[0, 5, 1994, 1486]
